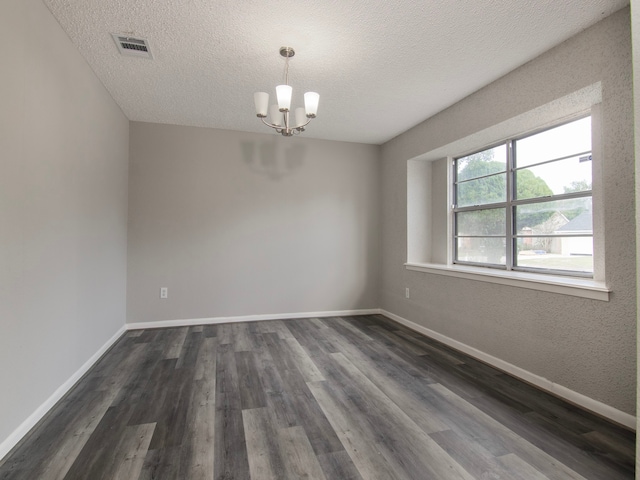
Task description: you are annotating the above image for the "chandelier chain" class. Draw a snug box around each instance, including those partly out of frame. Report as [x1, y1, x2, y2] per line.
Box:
[283, 55, 290, 86]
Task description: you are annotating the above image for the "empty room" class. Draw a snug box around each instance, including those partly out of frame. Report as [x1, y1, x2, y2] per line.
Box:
[1, 0, 638, 479]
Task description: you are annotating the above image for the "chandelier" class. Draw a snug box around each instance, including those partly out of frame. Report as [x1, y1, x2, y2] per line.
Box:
[254, 47, 319, 137]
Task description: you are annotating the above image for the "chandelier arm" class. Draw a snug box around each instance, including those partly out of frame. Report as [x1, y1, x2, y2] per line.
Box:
[259, 116, 281, 130]
[296, 117, 312, 129]
[260, 114, 312, 135]
[258, 117, 285, 133]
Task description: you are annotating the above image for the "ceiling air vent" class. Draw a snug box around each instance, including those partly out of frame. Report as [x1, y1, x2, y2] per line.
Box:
[111, 34, 153, 59]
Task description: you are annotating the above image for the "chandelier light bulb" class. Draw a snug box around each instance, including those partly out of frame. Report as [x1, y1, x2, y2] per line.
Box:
[254, 92, 269, 117]
[269, 104, 283, 126]
[276, 85, 293, 112]
[295, 107, 307, 128]
[304, 92, 320, 117]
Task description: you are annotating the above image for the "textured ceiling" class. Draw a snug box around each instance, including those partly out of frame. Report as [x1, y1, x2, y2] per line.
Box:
[43, 0, 628, 145]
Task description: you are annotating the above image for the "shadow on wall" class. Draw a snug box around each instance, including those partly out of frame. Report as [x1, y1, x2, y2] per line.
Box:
[240, 137, 306, 181]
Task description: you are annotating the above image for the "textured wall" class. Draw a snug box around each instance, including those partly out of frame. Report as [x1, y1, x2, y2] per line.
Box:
[380, 8, 635, 414]
[0, 0, 129, 447]
[631, 0, 640, 469]
[127, 123, 380, 323]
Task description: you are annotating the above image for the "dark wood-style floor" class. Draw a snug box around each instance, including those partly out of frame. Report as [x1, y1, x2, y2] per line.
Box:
[0, 315, 635, 479]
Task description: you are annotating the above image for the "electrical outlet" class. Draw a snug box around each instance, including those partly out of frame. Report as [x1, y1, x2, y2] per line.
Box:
[160, 287, 168, 299]
[405, 287, 410, 298]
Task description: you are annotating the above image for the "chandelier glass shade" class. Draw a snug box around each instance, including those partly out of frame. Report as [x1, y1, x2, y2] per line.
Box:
[254, 47, 319, 137]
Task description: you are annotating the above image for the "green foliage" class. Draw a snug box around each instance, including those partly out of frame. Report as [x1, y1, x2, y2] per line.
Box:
[457, 172, 505, 207]
[515, 170, 553, 227]
[564, 180, 591, 194]
[561, 181, 592, 219]
[516, 170, 552, 199]
[456, 154, 554, 237]
[457, 150, 504, 181]
[456, 159, 506, 238]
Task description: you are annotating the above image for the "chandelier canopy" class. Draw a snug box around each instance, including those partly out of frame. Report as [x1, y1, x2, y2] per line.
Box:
[254, 47, 319, 137]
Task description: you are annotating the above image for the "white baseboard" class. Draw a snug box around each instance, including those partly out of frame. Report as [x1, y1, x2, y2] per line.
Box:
[126, 308, 381, 331]
[0, 325, 127, 462]
[379, 309, 636, 430]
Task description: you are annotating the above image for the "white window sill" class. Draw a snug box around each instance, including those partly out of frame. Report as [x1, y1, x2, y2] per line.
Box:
[405, 262, 609, 301]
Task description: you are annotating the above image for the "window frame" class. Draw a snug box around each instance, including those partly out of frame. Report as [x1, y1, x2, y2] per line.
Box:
[452, 115, 594, 278]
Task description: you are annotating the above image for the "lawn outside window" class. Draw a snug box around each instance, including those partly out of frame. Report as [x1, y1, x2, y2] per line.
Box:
[453, 116, 593, 277]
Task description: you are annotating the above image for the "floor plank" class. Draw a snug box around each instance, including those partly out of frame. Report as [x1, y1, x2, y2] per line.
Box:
[179, 335, 216, 479]
[307, 380, 400, 480]
[276, 425, 327, 480]
[242, 408, 285, 480]
[214, 343, 250, 480]
[317, 450, 363, 480]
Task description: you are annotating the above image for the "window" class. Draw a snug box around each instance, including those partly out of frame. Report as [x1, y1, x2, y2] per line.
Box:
[453, 116, 593, 276]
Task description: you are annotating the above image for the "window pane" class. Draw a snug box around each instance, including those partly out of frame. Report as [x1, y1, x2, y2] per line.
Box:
[514, 197, 592, 234]
[515, 117, 591, 168]
[456, 145, 507, 181]
[456, 237, 506, 265]
[456, 208, 506, 236]
[516, 237, 593, 273]
[456, 173, 506, 207]
[515, 155, 591, 199]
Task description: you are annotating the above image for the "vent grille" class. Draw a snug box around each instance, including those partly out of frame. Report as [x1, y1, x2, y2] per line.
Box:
[111, 34, 152, 59]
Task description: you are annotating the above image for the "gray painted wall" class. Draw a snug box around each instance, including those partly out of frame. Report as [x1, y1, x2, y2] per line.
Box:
[127, 123, 380, 323]
[0, 0, 129, 445]
[380, 8, 636, 414]
[631, 0, 640, 471]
